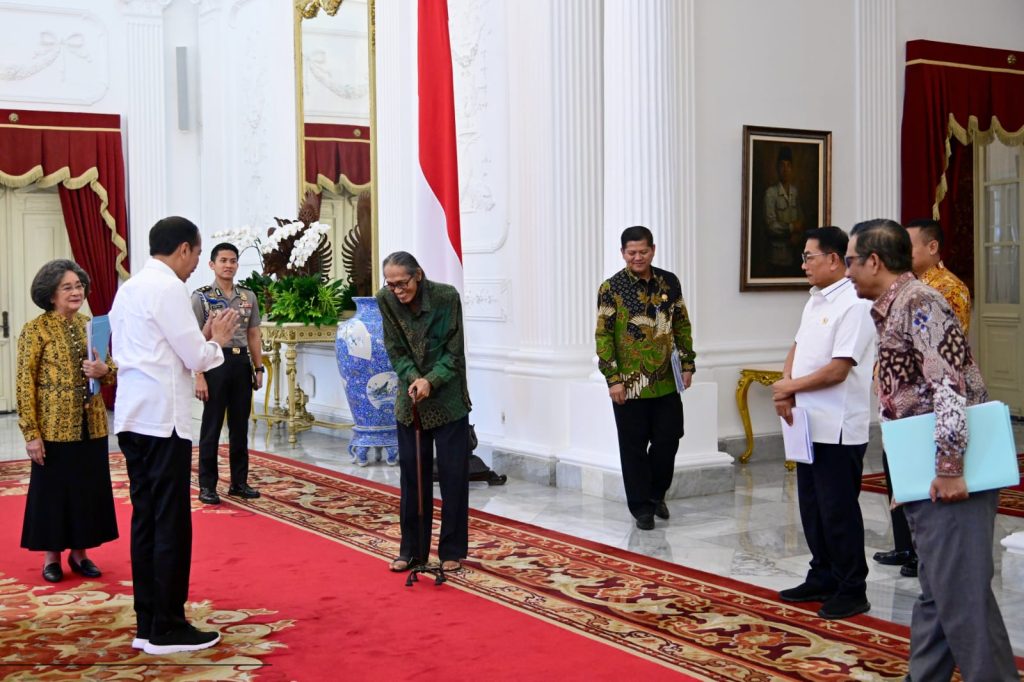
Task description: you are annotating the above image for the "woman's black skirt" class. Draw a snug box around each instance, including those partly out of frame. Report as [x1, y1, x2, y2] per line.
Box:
[21, 436, 119, 552]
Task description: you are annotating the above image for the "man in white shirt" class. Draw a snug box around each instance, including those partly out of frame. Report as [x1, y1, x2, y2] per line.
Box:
[770, 226, 876, 620]
[110, 216, 239, 655]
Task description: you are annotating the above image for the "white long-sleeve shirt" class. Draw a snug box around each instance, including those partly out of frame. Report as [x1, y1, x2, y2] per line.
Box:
[110, 258, 224, 440]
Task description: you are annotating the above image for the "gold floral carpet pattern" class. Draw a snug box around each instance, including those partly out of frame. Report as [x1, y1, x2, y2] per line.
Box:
[228, 450, 923, 681]
[862, 454, 1024, 518]
[0, 457, 292, 680]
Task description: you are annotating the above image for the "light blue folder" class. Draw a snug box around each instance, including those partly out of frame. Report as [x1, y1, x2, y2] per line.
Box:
[86, 315, 111, 395]
[880, 400, 1020, 503]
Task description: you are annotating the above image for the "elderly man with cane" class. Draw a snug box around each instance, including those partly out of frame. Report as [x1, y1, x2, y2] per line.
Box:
[377, 251, 472, 578]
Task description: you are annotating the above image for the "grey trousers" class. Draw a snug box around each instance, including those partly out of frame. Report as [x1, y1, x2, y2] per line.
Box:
[902, 490, 1017, 682]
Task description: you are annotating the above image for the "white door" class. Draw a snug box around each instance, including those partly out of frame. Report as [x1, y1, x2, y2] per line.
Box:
[320, 189, 359, 282]
[0, 186, 85, 413]
[974, 141, 1023, 416]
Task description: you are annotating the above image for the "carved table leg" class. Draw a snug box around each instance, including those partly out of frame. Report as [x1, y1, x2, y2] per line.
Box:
[285, 343, 298, 445]
[735, 373, 756, 464]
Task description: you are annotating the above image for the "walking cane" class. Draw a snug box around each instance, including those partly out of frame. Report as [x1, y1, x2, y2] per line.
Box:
[406, 391, 446, 587]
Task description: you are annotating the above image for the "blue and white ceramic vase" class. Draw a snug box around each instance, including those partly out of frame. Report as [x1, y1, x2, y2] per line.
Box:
[335, 297, 399, 465]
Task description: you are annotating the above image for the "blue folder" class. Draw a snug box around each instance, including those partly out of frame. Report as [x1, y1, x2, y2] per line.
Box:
[880, 400, 1020, 503]
[86, 315, 111, 395]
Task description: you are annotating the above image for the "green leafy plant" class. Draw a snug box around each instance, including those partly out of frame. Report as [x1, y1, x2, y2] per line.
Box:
[267, 275, 348, 326]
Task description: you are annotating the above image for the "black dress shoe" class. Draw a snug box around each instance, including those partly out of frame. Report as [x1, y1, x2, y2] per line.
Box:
[635, 514, 655, 531]
[198, 488, 221, 505]
[654, 501, 670, 520]
[227, 484, 260, 499]
[68, 557, 102, 578]
[872, 549, 914, 565]
[817, 594, 870, 619]
[42, 563, 63, 583]
[779, 582, 834, 603]
[900, 557, 919, 578]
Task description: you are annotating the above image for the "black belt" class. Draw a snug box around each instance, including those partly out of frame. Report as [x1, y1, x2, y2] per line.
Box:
[225, 347, 248, 355]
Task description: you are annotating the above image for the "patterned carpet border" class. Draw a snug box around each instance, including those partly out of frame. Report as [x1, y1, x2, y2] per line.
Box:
[862, 454, 1024, 518]
[223, 449, 922, 681]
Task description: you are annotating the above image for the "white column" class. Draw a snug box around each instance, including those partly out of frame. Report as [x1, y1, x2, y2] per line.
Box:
[196, 0, 228, 235]
[512, 0, 603, 364]
[855, 0, 899, 221]
[120, 0, 171, 271]
[590, 0, 731, 483]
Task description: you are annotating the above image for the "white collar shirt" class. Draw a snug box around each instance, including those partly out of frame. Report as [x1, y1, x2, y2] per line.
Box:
[110, 258, 225, 440]
[792, 277, 876, 445]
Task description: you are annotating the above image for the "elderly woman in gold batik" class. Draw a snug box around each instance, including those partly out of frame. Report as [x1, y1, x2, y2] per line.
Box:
[17, 259, 118, 583]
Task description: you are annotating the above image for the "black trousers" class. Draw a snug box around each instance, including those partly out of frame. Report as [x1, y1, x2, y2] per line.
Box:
[198, 352, 252, 490]
[611, 392, 684, 518]
[118, 430, 193, 638]
[881, 450, 915, 555]
[797, 440, 869, 598]
[396, 416, 470, 562]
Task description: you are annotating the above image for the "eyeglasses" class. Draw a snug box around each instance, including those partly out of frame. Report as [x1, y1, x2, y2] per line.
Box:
[800, 252, 827, 263]
[844, 255, 867, 268]
[385, 276, 415, 292]
[58, 283, 86, 293]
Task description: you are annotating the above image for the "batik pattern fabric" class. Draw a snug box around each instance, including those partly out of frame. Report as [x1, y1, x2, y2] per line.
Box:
[596, 267, 696, 400]
[871, 272, 986, 476]
[16, 311, 115, 443]
[377, 279, 471, 430]
[919, 261, 972, 334]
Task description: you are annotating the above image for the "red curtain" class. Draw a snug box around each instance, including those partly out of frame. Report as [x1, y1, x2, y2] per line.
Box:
[0, 108, 130, 294]
[304, 123, 371, 193]
[901, 40, 1024, 225]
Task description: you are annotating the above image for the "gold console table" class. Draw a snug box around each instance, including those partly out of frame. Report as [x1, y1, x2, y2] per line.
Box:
[255, 322, 351, 444]
[735, 367, 792, 470]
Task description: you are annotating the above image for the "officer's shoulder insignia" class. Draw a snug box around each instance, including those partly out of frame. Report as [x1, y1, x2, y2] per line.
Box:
[195, 285, 213, 294]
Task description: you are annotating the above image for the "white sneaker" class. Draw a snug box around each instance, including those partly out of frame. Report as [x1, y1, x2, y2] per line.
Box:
[131, 638, 148, 650]
[143, 626, 220, 655]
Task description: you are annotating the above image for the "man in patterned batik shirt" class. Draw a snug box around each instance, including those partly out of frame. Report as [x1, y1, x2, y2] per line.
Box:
[874, 218, 972, 578]
[596, 225, 696, 531]
[845, 219, 1016, 682]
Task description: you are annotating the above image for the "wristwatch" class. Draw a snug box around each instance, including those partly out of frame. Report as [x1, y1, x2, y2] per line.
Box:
[254, 367, 265, 373]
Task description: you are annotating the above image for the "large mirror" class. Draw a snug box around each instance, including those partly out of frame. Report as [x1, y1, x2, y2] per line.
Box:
[294, 0, 376, 297]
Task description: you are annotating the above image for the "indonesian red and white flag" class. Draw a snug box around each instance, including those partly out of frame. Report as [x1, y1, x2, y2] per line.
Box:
[414, 0, 463, 292]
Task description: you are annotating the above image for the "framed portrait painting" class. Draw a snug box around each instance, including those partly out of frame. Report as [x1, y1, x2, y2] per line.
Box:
[740, 125, 832, 291]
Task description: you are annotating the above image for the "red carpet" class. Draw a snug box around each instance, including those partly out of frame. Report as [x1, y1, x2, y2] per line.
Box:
[862, 454, 1024, 518]
[3, 450, 1021, 680]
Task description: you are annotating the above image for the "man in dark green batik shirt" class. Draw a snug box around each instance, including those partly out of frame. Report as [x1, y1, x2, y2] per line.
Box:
[377, 251, 471, 574]
[596, 226, 696, 531]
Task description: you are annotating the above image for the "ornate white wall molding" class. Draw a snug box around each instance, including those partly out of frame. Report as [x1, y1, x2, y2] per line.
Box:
[463, 278, 510, 321]
[451, 0, 505, 254]
[119, 0, 173, 17]
[0, 4, 109, 105]
[855, 0, 899, 221]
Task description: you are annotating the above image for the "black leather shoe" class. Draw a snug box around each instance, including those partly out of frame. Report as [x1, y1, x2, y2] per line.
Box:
[817, 594, 870, 619]
[872, 549, 914, 565]
[654, 501, 670, 520]
[778, 582, 834, 603]
[900, 557, 919, 578]
[68, 557, 102, 578]
[227, 484, 260, 499]
[42, 562, 63, 583]
[198, 488, 221, 505]
[635, 514, 655, 530]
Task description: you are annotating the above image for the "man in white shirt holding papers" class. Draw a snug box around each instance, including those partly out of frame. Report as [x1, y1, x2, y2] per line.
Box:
[771, 226, 876, 620]
[110, 216, 239, 655]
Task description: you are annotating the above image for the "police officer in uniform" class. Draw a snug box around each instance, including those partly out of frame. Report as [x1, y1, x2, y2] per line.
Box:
[191, 242, 264, 504]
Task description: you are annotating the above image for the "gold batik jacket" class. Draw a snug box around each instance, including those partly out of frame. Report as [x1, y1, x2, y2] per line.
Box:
[16, 311, 116, 443]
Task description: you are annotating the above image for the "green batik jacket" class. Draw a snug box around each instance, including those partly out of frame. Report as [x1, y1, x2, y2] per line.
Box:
[595, 266, 696, 400]
[377, 279, 472, 429]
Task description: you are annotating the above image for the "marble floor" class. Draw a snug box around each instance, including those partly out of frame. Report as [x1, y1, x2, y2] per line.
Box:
[3, 413, 1024, 658]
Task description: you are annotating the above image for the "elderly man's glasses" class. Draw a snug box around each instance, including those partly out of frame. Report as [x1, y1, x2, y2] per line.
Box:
[800, 252, 827, 263]
[844, 255, 867, 268]
[385, 276, 415, 291]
